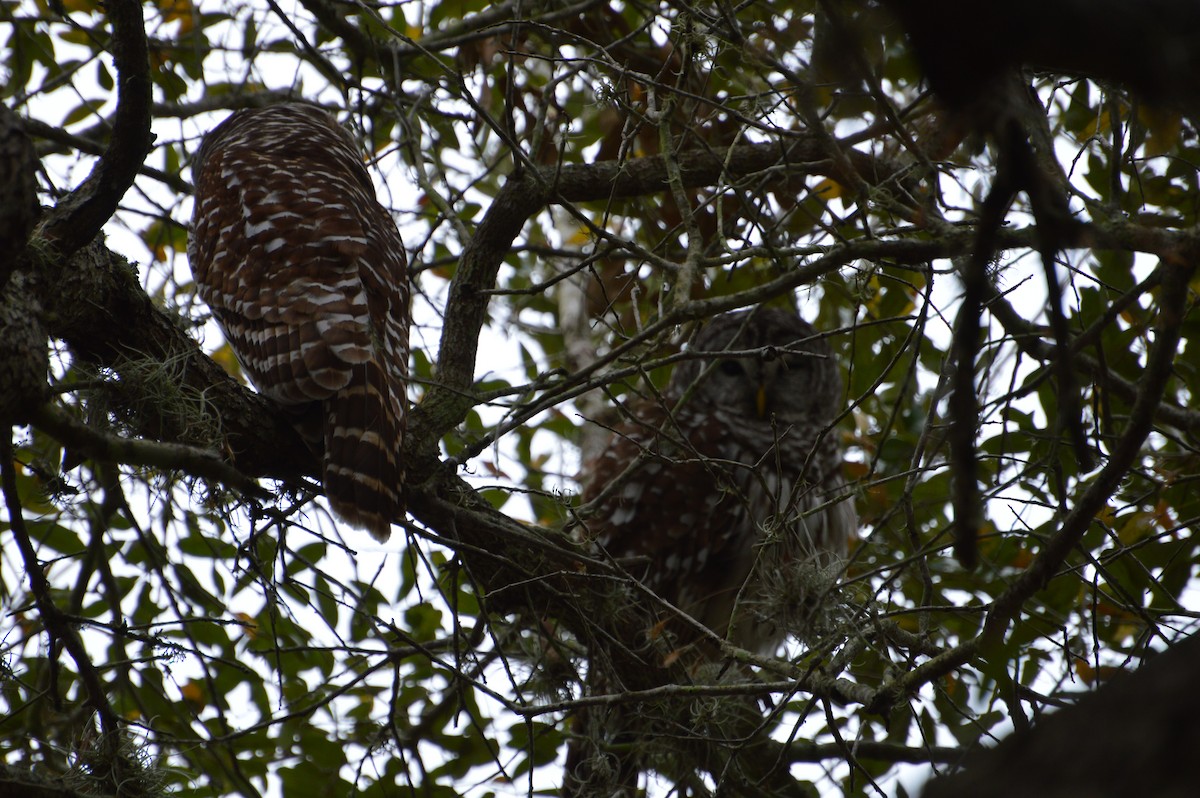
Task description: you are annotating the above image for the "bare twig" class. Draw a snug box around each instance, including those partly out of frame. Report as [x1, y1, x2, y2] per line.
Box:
[872, 252, 1197, 713]
[2, 433, 121, 739]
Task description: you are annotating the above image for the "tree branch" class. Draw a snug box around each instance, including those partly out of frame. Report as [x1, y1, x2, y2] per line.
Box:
[2, 433, 121, 739]
[38, 0, 153, 256]
[922, 630, 1200, 797]
[872, 250, 1198, 715]
[0, 765, 117, 798]
[982, 254, 1195, 639]
[411, 134, 917, 454]
[880, 0, 1200, 112]
[23, 116, 188, 195]
[0, 104, 38, 287]
[27, 402, 269, 498]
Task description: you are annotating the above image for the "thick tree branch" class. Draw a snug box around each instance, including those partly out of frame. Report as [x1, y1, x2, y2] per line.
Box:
[27, 402, 268, 498]
[411, 135, 914, 454]
[38, 0, 153, 256]
[0, 104, 38, 287]
[922, 630, 1200, 798]
[0, 765, 117, 798]
[0, 273, 49, 420]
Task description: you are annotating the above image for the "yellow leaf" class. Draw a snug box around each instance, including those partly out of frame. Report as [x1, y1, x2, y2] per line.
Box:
[1116, 511, 1154, 545]
[1075, 660, 1125, 685]
[1008, 547, 1033, 569]
[813, 177, 843, 199]
[895, 614, 921, 633]
[660, 647, 685, 668]
[180, 680, 206, 708]
[158, 0, 195, 35]
[1153, 499, 1175, 532]
[209, 343, 243, 378]
[236, 612, 258, 640]
[1094, 600, 1135, 622]
[566, 226, 592, 247]
[60, 0, 102, 13]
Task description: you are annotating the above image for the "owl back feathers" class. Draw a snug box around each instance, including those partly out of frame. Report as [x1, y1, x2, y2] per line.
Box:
[189, 104, 409, 541]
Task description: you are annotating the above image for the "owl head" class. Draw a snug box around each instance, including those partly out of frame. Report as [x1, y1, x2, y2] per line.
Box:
[668, 308, 842, 425]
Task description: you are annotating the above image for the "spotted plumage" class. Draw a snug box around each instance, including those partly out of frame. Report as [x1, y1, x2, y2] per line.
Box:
[566, 308, 857, 796]
[188, 103, 409, 541]
[581, 307, 855, 653]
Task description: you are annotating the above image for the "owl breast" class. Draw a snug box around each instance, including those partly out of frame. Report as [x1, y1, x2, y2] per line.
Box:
[579, 308, 857, 657]
[674, 405, 849, 651]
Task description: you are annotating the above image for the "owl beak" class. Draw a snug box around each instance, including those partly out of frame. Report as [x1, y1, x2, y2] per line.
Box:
[756, 384, 768, 419]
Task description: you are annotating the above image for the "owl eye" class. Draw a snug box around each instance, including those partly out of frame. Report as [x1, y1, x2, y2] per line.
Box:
[717, 359, 744, 376]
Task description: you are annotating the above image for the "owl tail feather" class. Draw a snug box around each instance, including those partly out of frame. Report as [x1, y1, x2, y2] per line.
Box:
[321, 361, 405, 542]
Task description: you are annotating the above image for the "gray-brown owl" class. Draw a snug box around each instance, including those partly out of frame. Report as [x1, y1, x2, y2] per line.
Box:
[581, 307, 857, 655]
[566, 307, 857, 796]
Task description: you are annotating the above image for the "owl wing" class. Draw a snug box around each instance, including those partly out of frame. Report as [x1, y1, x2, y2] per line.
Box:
[188, 104, 409, 541]
[188, 105, 408, 406]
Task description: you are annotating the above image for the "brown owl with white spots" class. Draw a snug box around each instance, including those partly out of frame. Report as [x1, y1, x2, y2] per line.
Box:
[566, 308, 856, 795]
[582, 308, 855, 653]
[188, 103, 409, 541]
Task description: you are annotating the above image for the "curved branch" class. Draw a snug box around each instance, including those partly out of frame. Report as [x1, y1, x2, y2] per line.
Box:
[39, 0, 153, 255]
[982, 255, 1194, 636]
[410, 134, 915, 455]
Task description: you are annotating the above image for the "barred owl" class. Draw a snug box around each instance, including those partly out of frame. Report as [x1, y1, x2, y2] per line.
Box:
[582, 307, 856, 655]
[566, 308, 856, 796]
[188, 103, 409, 541]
